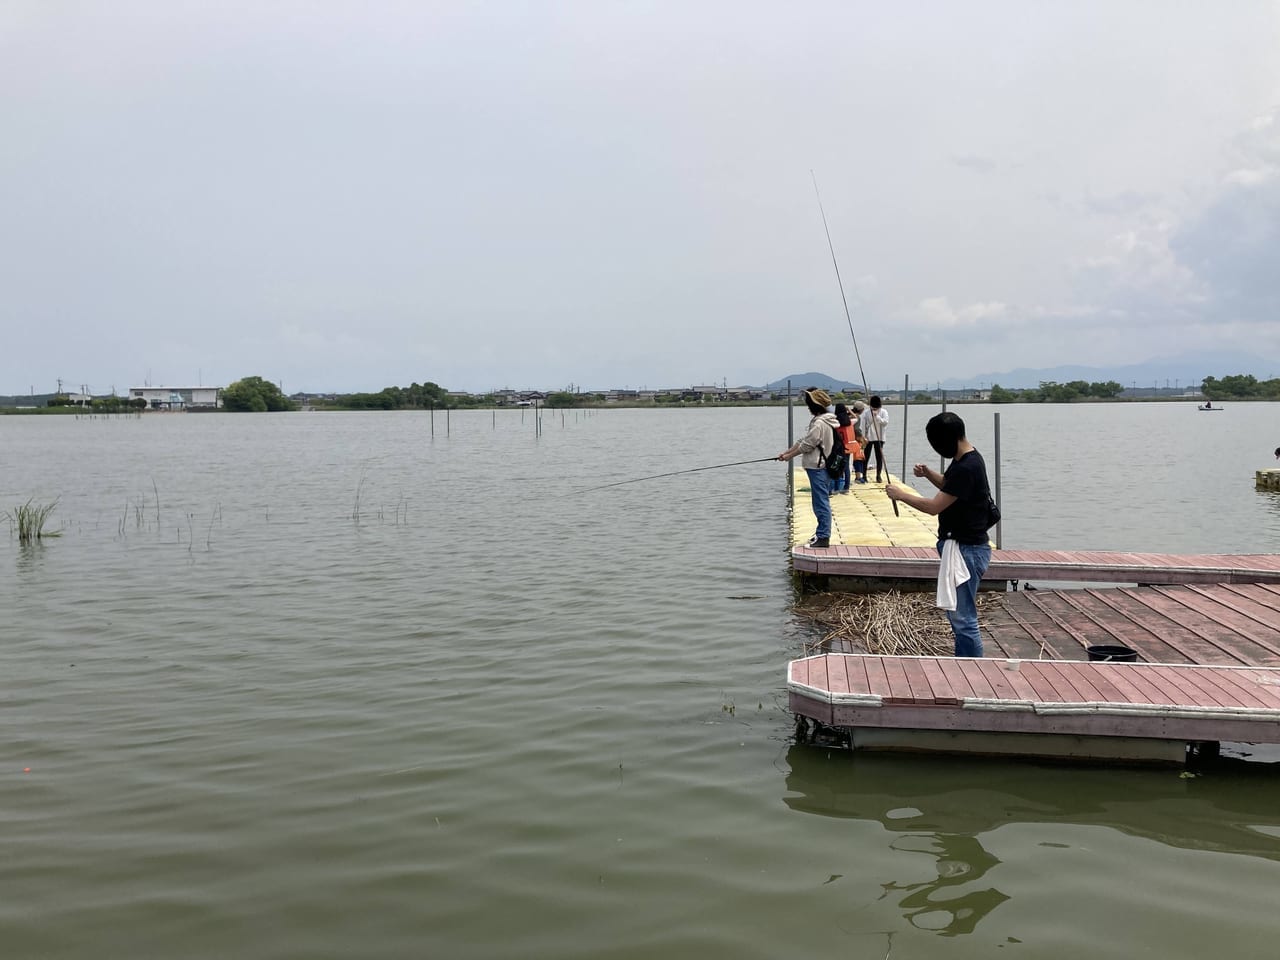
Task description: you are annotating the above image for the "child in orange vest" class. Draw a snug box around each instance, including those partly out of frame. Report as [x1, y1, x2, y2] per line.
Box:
[833, 404, 857, 493]
[852, 429, 867, 483]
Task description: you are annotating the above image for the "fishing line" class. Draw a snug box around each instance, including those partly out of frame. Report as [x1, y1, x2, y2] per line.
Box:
[810, 170, 898, 516]
[811, 171, 870, 401]
[575, 458, 779, 493]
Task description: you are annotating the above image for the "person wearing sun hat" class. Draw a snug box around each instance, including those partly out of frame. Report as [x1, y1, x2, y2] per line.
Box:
[776, 386, 841, 548]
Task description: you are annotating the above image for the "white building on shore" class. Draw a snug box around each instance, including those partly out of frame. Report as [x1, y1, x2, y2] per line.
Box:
[129, 386, 222, 410]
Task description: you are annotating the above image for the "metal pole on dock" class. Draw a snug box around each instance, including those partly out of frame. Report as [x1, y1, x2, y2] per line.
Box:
[492, 409, 495, 429]
[446, 407, 451, 437]
[939, 388, 947, 473]
[430, 404, 435, 438]
[994, 411, 1003, 549]
[901, 374, 909, 484]
[786, 379, 794, 506]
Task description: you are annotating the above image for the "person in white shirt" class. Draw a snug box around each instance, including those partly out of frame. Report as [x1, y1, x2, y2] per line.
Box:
[858, 395, 889, 483]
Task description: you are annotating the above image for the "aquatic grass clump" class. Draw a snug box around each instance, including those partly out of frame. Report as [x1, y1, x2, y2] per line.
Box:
[4, 498, 62, 542]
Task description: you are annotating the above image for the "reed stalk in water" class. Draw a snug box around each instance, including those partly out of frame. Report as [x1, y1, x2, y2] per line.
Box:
[5, 498, 62, 542]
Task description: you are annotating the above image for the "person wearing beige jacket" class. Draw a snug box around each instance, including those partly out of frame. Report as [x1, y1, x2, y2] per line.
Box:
[777, 387, 840, 548]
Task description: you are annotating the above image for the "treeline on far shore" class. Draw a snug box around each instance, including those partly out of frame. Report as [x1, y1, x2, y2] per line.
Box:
[0, 395, 146, 413]
[5, 372, 1278, 414]
[1199, 375, 1280, 400]
[295, 373, 1280, 409]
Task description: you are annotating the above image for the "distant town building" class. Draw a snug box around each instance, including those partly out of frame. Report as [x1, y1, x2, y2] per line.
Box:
[129, 386, 222, 410]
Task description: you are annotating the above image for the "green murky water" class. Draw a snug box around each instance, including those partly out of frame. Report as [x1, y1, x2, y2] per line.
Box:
[3, 405, 1279, 958]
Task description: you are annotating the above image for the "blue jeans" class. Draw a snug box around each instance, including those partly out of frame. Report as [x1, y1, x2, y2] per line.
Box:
[838, 459, 851, 491]
[805, 468, 832, 539]
[937, 540, 991, 657]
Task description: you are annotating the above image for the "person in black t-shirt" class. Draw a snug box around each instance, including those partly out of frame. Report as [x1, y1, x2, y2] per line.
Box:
[886, 412, 994, 656]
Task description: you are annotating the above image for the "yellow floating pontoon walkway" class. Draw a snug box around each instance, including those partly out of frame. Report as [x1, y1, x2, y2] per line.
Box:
[789, 471, 936, 549]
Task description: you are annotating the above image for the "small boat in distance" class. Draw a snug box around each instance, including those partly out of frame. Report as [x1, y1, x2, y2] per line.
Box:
[1198, 402, 1223, 411]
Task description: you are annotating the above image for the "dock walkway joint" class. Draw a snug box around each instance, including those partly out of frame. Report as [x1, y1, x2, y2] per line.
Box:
[793, 544, 1280, 586]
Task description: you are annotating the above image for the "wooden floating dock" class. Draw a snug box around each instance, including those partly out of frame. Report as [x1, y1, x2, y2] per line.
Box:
[1259, 468, 1280, 491]
[785, 464, 1280, 761]
[790, 654, 1280, 762]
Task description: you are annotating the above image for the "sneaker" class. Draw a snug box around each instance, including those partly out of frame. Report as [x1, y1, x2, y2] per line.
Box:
[805, 535, 830, 548]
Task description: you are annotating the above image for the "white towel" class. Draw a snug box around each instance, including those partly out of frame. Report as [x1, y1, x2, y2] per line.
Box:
[936, 538, 970, 611]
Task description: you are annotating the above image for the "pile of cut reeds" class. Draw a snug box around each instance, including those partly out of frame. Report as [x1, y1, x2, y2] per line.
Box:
[795, 589, 996, 657]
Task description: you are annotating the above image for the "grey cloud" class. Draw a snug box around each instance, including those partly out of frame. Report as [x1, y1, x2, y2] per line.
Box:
[3, 4, 1280, 392]
[952, 154, 999, 174]
[1172, 178, 1280, 322]
[1082, 191, 1160, 217]
[1170, 109, 1280, 325]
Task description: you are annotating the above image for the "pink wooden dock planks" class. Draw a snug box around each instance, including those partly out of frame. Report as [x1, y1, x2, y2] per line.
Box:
[792, 545, 1280, 586]
[983, 585, 1280, 668]
[787, 654, 1280, 744]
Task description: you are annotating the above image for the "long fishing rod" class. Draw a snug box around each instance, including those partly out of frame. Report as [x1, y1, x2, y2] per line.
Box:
[810, 171, 898, 516]
[577, 458, 778, 493]
[811, 172, 870, 402]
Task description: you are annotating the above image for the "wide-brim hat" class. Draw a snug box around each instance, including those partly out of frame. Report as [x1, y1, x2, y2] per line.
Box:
[802, 387, 833, 408]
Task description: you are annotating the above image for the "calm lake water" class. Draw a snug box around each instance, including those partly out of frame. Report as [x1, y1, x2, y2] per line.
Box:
[3, 403, 1280, 959]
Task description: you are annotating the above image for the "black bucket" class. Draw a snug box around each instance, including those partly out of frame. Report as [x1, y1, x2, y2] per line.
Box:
[1087, 644, 1138, 663]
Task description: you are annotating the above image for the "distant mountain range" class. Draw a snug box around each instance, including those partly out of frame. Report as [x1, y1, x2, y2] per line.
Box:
[764, 372, 864, 394]
[771, 351, 1280, 393]
[0, 393, 55, 407]
[955, 351, 1280, 391]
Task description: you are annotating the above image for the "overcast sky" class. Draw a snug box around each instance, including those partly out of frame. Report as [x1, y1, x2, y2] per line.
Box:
[3, 2, 1278, 394]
